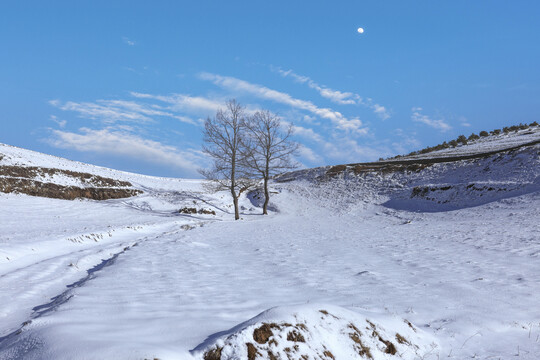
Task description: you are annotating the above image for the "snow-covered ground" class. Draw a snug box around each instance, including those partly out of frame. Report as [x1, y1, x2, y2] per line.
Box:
[0, 141, 539, 359]
[391, 125, 540, 160]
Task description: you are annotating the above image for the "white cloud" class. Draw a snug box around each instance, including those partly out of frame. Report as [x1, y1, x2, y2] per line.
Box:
[122, 37, 136, 46]
[50, 99, 153, 124]
[130, 92, 223, 116]
[372, 104, 390, 121]
[297, 144, 323, 164]
[50, 115, 66, 128]
[459, 117, 471, 127]
[48, 127, 203, 176]
[49, 98, 199, 126]
[199, 72, 368, 133]
[322, 137, 388, 162]
[289, 124, 324, 143]
[411, 107, 451, 132]
[276, 68, 391, 120]
[391, 129, 421, 155]
[278, 68, 358, 105]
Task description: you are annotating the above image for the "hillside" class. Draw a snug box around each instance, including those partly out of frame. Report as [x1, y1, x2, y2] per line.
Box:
[0, 143, 142, 200]
[0, 134, 539, 360]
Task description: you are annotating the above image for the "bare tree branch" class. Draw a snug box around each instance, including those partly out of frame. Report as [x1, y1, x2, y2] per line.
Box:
[241, 110, 299, 214]
[199, 99, 256, 220]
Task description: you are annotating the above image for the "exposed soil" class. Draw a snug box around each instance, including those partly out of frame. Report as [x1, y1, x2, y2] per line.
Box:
[246, 342, 259, 360]
[0, 165, 132, 188]
[0, 177, 141, 201]
[287, 330, 305, 342]
[203, 346, 222, 360]
[348, 323, 373, 359]
[253, 323, 280, 344]
[0, 165, 141, 200]
[366, 320, 397, 355]
[179, 207, 216, 215]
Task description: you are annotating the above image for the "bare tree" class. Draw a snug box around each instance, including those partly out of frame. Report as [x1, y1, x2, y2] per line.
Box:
[243, 110, 299, 215]
[200, 99, 253, 220]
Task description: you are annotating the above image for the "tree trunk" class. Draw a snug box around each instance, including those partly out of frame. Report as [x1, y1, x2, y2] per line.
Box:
[262, 176, 269, 215]
[232, 192, 240, 220]
[231, 148, 240, 220]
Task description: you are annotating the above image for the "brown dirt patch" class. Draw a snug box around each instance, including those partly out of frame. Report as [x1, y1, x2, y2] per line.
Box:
[404, 319, 417, 332]
[253, 323, 280, 344]
[203, 346, 222, 360]
[348, 324, 372, 359]
[319, 310, 339, 319]
[246, 342, 259, 360]
[0, 177, 141, 200]
[179, 207, 216, 215]
[322, 350, 335, 359]
[366, 320, 396, 355]
[0, 165, 132, 187]
[396, 333, 409, 345]
[0, 165, 141, 200]
[326, 164, 347, 177]
[287, 330, 305, 342]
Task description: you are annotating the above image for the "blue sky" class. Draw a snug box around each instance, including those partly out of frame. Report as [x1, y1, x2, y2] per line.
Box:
[1, 1, 539, 177]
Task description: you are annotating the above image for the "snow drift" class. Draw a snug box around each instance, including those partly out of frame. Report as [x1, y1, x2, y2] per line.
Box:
[193, 305, 437, 360]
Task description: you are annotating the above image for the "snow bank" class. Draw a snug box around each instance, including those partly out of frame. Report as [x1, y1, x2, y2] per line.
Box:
[193, 304, 438, 360]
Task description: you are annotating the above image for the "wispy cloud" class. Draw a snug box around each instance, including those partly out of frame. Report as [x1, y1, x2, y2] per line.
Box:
[48, 127, 203, 177]
[122, 36, 136, 46]
[411, 107, 451, 132]
[459, 117, 471, 127]
[391, 128, 421, 155]
[49, 98, 198, 126]
[130, 92, 224, 117]
[275, 68, 391, 120]
[322, 136, 389, 162]
[277, 69, 358, 105]
[50, 115, 66, 128]
[199, 72, 368, 133]
[290, 124, 325, 143]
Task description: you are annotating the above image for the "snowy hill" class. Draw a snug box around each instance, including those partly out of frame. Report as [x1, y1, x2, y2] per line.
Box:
[0, 134, 539, 360]
[0, 143, 143, 200]
[276, 126, 540, 212]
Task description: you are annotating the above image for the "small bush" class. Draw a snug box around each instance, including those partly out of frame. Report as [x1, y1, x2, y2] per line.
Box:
[491, 129, 501, 135]
[479, 131, 489, 137]
[457, 135, 468, 144]
[530, 121, 539, 127]
[468, 133, 480, 141]
[448, 139, 458, 147]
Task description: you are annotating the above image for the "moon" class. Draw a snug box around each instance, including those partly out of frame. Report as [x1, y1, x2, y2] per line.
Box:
[357, 27, 364, 34]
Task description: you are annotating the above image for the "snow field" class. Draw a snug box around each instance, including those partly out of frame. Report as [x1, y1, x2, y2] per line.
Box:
[0, 139, 539, 359]
[1, 187, 539, 359]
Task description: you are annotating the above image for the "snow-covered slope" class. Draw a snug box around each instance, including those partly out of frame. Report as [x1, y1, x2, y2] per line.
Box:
[0, 136, 539, 360]
[391, 124, 540, 160]
[277, 131, 540, 213]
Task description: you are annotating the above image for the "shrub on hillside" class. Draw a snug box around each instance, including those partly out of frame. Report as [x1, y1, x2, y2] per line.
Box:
[479, 131, 489, 137]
